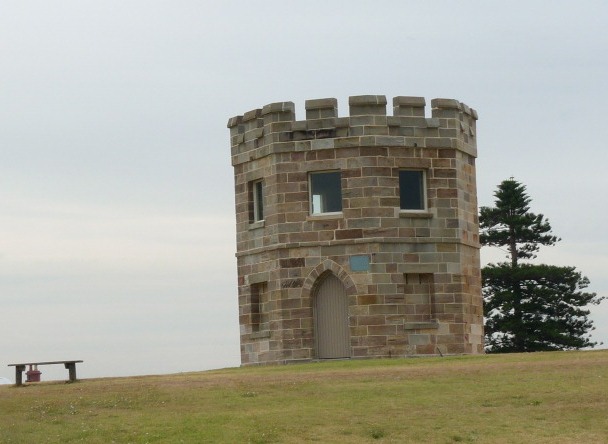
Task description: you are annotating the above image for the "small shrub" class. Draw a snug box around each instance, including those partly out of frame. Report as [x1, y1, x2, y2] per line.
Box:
[370, 427, 385, 439]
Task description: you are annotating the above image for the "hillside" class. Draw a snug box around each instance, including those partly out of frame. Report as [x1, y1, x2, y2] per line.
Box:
[1, 351, 607, 443]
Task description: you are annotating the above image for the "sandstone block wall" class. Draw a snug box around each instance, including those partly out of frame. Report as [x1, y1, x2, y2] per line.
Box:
[228, 95, 483, 365]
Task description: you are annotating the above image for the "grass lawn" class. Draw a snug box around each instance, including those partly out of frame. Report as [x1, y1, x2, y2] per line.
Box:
[1, 350, 607, 443]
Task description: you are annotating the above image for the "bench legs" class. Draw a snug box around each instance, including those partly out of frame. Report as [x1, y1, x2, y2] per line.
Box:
[14, 365, 25, 386]
[64, 362, 78, 382]
[12, 363, 79, 386]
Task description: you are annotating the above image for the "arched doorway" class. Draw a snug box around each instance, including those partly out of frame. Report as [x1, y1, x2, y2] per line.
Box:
[314, 273, 350, 359]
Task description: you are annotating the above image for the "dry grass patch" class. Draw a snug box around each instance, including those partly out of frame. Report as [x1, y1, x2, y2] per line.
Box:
[1, 351, 607, 443]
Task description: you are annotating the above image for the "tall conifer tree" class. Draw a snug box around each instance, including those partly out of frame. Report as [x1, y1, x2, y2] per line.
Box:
[480, 178, 604, 352]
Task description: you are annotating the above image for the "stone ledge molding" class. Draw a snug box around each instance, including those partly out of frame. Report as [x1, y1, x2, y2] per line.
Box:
[234, 237, 481, 258]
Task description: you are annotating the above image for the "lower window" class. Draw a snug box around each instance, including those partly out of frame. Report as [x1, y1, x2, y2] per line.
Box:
[250, 282, 267, 332]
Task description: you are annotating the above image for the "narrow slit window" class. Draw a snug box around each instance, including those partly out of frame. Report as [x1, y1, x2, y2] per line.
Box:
[250, 282, 267, 332]
[250, 179, 264, 222]
[399, 170, 426, 211]
[404, 273, 434, 323]
[310, 171, 342, 214]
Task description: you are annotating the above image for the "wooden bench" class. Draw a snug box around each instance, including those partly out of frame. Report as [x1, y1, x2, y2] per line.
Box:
[8, 360, 83, 386]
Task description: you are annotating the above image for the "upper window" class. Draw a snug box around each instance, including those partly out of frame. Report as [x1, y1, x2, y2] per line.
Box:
[310, 171, 342, 214]
[399, 170, 426, 211]
[250, 179, 264, 223]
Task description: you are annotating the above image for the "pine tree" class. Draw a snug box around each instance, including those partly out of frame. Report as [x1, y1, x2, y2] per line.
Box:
[480, 178, 604, 352]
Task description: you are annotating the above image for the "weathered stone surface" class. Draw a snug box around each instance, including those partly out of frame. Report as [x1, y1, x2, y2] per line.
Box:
[230, 95, 483, 366]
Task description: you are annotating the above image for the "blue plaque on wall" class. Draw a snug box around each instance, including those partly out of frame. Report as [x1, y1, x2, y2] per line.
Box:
[350, 255, 370, 272]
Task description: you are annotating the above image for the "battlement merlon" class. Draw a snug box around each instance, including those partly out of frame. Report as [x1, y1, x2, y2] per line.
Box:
[227, 95, 478, 164]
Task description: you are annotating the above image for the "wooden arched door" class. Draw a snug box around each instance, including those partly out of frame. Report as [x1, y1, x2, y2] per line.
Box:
[314, 274, 350, 359]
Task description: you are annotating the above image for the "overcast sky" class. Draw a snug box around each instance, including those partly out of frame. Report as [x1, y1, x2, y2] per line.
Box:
[2, 1, 607, 381]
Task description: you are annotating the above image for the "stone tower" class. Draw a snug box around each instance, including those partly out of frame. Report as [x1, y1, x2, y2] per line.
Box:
[227, 95, 483, 365]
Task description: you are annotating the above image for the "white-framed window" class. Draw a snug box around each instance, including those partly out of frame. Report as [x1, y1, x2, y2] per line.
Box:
[250, 179, 264, 222]
[309, 171, 342, 215]
[399, 170, 426, 211]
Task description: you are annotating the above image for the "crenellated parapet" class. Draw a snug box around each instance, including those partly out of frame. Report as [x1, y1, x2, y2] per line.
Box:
[227, 95, 478, 165]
